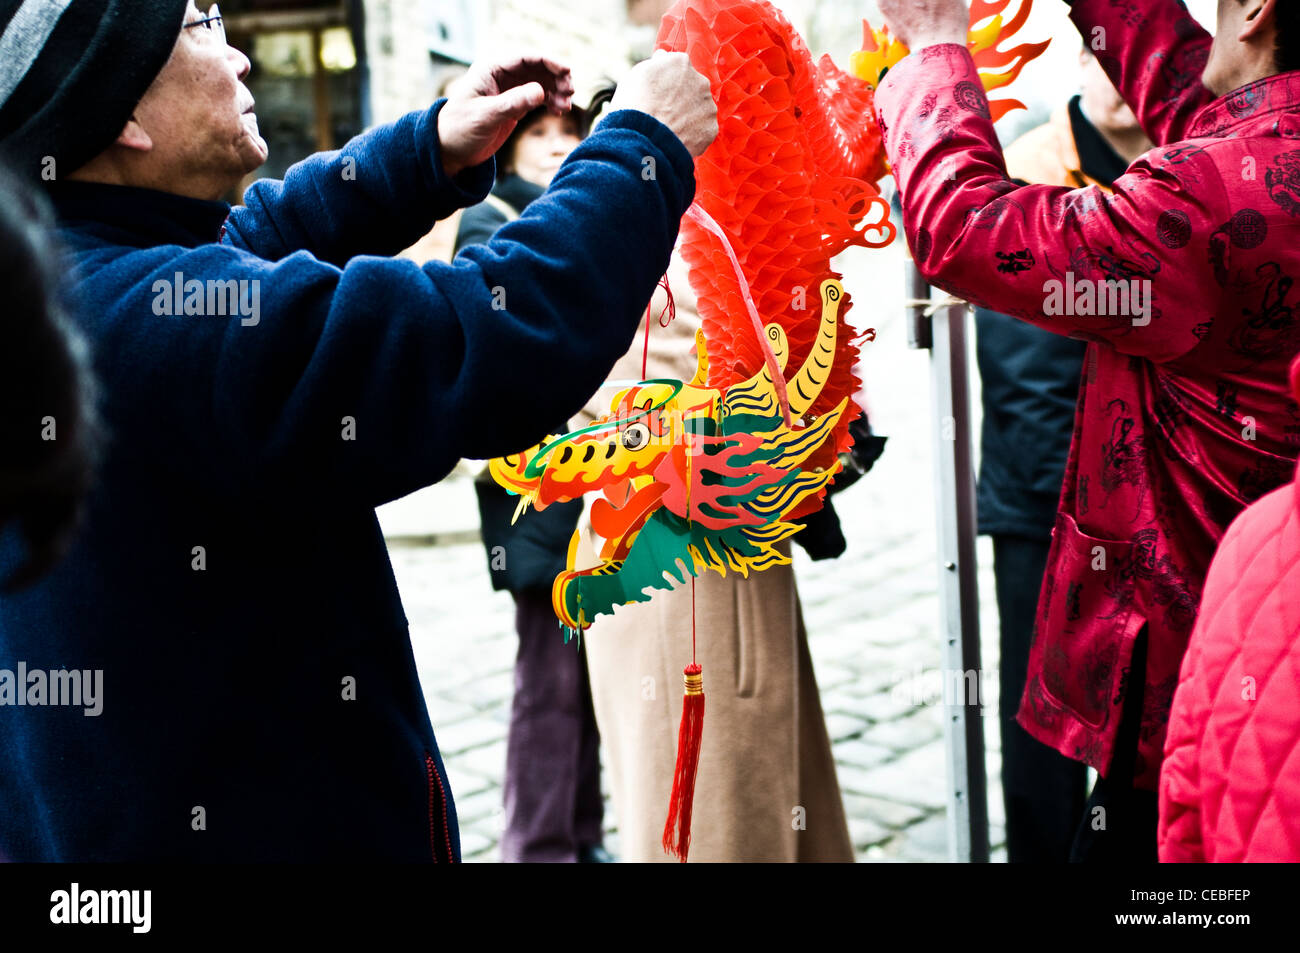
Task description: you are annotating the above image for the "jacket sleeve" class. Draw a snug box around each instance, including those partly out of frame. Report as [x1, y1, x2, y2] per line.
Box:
[223, 100, 495, 268]
[875, 44, 1230, 364]
[1066, 0, 1216, 147]
[106, 109, 695, 509]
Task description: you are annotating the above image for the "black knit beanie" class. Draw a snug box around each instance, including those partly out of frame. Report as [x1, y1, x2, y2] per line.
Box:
[0, 0, 190, 180]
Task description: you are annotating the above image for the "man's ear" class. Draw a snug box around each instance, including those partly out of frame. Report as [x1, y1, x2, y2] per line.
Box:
[1240, 0, 1274, 40]
[114, 118, 153, 153]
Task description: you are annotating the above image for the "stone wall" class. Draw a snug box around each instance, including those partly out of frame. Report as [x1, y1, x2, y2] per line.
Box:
[362, 0, 444, 125]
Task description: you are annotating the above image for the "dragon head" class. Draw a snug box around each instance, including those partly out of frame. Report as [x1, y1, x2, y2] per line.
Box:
[486, 332, 724, 516]
[490, 280, 853, 630]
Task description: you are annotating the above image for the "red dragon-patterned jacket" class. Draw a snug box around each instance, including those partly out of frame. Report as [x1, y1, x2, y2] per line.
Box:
[875, 0, 1300, 789]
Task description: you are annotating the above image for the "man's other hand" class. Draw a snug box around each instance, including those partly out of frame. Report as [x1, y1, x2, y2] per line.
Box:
[610, 51, 718, 158]
[438, 56, 576, 178]
[877, 0, 969, 53]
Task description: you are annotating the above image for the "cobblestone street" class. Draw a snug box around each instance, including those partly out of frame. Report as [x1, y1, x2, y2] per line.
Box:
[381, 242, 1011, 862]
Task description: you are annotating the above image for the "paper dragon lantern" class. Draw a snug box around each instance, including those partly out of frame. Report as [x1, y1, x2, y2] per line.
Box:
[492, 279, 854, 632]
[488, 0, 1046, 861]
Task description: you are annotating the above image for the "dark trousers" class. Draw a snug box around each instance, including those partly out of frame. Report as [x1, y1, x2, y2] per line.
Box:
[501, 588, 604, 862]
[993, 535, 1089, 863]
[1069, 627, 1159, 863]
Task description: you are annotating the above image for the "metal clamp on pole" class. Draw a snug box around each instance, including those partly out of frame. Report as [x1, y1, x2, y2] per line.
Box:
[905, 260, 933, 352]
[905, 256, 989, 863]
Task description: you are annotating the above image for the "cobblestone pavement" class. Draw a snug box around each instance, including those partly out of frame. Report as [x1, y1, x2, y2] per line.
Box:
[381, 242, 1012, 862]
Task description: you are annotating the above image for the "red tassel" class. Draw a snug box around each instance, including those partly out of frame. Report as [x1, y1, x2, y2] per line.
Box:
[662, 663, 705, 862]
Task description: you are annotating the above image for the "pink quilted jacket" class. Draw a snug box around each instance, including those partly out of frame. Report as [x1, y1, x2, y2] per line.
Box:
[1158, 356, 1300, 862]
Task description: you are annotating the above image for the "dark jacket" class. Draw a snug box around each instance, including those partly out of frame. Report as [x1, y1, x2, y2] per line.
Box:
[458, 175, 585, 594]
[454, 172, 540, 252]
[974, 312, 1087, 539]
[0, 101, 694, 860]
[975, 95, 1127, 540]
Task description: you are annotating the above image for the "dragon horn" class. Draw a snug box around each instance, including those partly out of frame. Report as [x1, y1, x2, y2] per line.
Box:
[720, 323, 790, 421]
[764, 322, 790, 373]
[786, 280, 844, 417]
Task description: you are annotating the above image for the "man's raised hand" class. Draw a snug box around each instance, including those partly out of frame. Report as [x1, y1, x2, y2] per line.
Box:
[610, 51, 718, 158]
[438, 56, 576, 178]
[877, 0, 969, 53]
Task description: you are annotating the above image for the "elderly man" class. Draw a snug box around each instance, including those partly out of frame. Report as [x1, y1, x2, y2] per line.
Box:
[0, 0, 716, 861]
[876, 0, 1300, 861]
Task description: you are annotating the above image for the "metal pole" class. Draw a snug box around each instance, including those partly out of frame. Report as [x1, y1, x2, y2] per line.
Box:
[906, 260, 989, 863]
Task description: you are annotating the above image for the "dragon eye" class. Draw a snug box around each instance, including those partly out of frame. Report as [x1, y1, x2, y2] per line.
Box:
[621, 423, 650, 451]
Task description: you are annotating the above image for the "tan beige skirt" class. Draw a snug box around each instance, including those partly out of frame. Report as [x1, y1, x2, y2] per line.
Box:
[585, 551, 853, 863]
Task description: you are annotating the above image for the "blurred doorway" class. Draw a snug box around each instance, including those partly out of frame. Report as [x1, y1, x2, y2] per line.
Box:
[222, 0, 366, 197]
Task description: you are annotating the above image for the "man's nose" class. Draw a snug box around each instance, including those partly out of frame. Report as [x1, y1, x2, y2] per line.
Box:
[229, 46, 252, 81]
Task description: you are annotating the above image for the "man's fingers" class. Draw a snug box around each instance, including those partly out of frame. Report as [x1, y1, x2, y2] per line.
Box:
[511, 54, 572, 83]
[458, 56, 577, 118]
[492, 82, 547, 122]
[488, 57, 573, 96]
[548, 70, 576, 108]
[546, 89, 574, 116]
[517, 54, 573, 88]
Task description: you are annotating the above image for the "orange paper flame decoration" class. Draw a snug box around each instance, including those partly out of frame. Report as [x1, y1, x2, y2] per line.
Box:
[656, 0, 896, 514]
[851, 0, 1051, 123]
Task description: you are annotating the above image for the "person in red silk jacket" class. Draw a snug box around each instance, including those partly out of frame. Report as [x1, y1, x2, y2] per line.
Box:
[875, 0, 1300, 860]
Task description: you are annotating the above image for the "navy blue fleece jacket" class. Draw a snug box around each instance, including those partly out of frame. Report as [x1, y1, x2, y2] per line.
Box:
[0, 101, 694, 861]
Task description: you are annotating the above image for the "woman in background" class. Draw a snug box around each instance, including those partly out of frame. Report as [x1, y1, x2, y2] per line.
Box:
[455, 105, 611, 863]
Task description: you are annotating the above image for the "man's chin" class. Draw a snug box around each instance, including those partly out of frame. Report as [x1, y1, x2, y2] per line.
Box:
[239, 133, 270, 174]
[240, 112, 267, 157]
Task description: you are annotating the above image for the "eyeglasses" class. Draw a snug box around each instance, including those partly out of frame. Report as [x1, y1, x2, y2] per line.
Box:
[183, 4, 225, 44]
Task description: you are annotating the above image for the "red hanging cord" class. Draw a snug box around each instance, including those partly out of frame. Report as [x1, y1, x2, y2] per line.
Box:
[663, 420, 704, 862]
[641, 274, 676, 380]
[691, 576, 697, 665]
[684, 204, 792, 426]
[641, 302, 652, 381]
